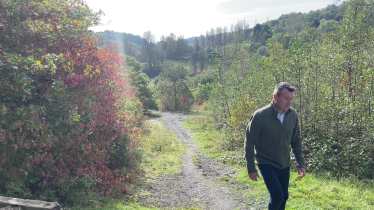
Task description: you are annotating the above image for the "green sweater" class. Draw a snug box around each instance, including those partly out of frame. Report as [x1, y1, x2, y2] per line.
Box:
[244, 103, 305, 174]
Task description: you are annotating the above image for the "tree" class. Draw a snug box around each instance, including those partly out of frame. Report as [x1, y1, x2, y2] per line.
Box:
[199, 34, 207, 69]
[177, 35, 189, 57]
[223, 26, 228, 55]
[317, 19, 337, 35]
[215, 27, 223, 54]
[156, 61, 192, 111]
[141, 31, 158, 77]
[159, 33, 190, 60]
[252, 24, 262, 42]
[283, 12, 305, 33]
[260, 24, 273, 45]
[310, 18, 321, 28]
[189, 38, 200, 75]
[123, 37, 137, 58]
[125, 56, 158, 111]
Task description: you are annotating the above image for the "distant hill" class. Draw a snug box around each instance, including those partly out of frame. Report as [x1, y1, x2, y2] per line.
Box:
[187, 37, 198, 46]
[94, 30, 142, 54]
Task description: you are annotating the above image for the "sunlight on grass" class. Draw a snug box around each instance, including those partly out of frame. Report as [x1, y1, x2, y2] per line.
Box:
[183, 115, 245, 165]
[184, 114, 374, 210]
[140, 119, 187, 178]
[287, 173, 374, 209]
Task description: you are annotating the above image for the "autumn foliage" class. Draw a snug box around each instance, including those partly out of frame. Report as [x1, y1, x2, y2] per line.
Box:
[0, 0, 142, 203]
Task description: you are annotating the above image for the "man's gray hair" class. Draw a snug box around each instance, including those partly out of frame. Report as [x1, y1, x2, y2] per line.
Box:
[274, 82, 295, 96]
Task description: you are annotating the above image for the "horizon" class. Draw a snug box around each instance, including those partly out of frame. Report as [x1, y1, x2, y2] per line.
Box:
[85, 0, 337, 41]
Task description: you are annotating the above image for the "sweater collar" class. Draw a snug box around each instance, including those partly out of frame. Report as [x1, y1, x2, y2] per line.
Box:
[270, 101, 291, 117]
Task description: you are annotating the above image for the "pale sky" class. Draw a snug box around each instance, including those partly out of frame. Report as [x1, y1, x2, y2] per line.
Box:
[85, 0, 335, 40]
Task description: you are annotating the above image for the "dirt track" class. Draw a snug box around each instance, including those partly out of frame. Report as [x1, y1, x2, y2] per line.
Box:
[138, 112, 263, 210]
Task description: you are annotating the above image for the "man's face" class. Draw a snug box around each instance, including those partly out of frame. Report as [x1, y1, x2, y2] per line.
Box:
[274, 88, 294, 114]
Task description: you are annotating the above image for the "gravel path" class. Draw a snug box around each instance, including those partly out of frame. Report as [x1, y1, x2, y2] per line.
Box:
[139, 112, 251, 210]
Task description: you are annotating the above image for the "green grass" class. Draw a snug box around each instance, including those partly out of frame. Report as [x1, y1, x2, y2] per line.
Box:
[191, 155, 203, 168]
[183, 114, 374, 210]
[182, 115, 245, 166]
[140, 119, 187, 178]
[71, 119, 189, 210]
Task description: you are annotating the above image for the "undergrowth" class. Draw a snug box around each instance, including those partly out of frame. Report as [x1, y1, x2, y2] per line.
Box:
[71, 118, 190, 209]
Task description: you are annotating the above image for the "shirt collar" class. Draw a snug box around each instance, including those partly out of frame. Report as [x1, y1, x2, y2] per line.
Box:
[270, 100, 290, 117]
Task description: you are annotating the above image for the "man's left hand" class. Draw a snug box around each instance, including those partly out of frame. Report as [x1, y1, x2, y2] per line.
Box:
[298, 168, 306, 178]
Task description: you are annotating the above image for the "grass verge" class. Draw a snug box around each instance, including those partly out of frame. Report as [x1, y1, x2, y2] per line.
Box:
[139, 119, 187, 178]
[183, 114, 374, 210]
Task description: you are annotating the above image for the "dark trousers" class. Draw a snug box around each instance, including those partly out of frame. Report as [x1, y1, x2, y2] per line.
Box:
[258, 164, 290, 210]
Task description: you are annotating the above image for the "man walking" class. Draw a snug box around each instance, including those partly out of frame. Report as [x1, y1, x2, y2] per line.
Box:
[244, 82, 306, 210]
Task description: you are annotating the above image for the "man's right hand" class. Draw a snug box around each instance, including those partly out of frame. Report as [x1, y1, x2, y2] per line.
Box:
[248, 172, 261, 181]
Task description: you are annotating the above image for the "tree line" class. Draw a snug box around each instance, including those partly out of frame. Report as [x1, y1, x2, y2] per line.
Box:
[118, 2, 348, 76]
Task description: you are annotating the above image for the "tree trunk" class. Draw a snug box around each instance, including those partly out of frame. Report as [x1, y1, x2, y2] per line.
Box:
[173, 81, 177, 110]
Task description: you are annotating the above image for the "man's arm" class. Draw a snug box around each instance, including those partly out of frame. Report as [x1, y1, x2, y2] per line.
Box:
[290, 115, 306, 177]
[244, 113, 261, 179]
